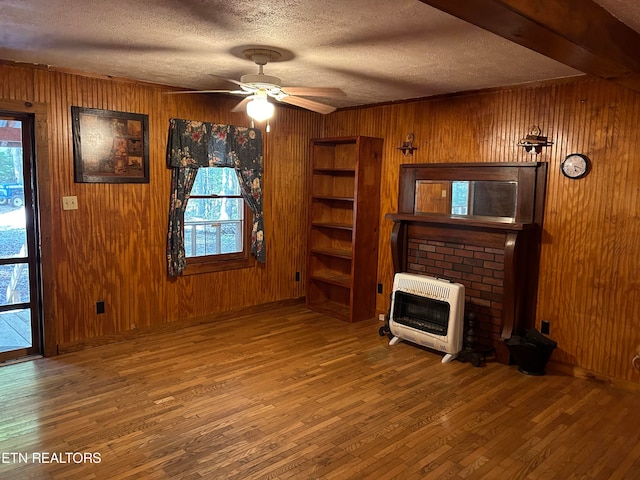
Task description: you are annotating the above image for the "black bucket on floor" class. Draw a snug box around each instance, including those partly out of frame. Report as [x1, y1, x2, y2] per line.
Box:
[505, 328, 557, 376]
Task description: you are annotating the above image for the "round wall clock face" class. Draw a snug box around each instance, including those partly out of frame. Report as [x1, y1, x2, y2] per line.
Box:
[561, 153, 591, 179]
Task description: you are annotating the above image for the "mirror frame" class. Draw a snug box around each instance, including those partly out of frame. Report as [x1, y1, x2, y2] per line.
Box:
[399, 162, 547, 224]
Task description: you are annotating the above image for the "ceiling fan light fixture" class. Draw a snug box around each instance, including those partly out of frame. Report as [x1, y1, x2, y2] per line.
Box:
[170, 46, 343, 119]
[246, 94, 275, 122]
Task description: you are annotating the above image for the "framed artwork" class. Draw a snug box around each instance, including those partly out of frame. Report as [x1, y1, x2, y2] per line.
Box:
[71, 106, 149, 183]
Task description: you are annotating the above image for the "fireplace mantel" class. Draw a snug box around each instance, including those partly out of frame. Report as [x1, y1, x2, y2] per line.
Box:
[387, 163, 547, 364]
[387, 212, 537, 269]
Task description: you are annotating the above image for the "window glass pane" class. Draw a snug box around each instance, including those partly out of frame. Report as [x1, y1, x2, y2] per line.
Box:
[220, 222, 243, 254]
[0, 263, 30, 306]
[0, 210, 27, 259]
[0, 308, 31, 349]
[184, 197, 244, 257]
[191, 167, 240, 196]
[185, 197, 243, 223]
[1, 144, 27, 258]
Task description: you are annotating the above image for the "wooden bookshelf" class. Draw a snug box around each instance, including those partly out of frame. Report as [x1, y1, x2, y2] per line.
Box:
[306, 136, 383, 322]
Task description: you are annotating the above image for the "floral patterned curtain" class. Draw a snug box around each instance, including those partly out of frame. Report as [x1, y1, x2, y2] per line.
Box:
[166, 119, 265, 276]
[209, 125, 265, 262]
[166, 166, 199, 276]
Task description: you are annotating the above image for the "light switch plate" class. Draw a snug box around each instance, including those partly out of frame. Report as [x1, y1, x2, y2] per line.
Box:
[62, 196, 78, 210]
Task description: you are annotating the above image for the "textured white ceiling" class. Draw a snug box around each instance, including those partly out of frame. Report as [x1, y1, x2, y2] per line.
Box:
[0, 0, 638, 109]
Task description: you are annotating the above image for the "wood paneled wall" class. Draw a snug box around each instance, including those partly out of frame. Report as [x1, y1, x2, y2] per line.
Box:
[322, 77, 640, 383]
[3, 61, 639, 384]
[0, 62, 320, 351]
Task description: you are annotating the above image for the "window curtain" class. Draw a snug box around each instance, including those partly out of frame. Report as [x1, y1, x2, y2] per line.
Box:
[166, 119, 265, 277]
[210, 125, 265, 263]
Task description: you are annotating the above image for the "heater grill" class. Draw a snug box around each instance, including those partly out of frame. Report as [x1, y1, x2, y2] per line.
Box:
[392, 291, 449, 336]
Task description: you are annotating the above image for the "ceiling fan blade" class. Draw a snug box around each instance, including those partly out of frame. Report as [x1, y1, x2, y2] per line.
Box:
[279, 96, 336, 114]
[209, 74, 245, 87]
[164, 89, 249, 95]
[280, 87, 346, 97]
[231, 96, 253, 113]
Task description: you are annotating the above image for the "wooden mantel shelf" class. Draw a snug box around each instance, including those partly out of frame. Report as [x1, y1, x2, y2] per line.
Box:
[385, 213, 540, 287]
[385, 213, 537, 231]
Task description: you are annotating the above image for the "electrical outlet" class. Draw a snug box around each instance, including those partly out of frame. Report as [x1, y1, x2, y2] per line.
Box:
[377, 283, 383, 294]
[541, 320, 550, 335]
[378, 314, 386, 322]
[295, 271, 300, 282]
[62, 196, 78, 210]
[96, 301, 105, 314]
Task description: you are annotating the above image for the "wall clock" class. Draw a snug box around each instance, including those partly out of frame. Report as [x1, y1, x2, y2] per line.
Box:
[561, 153, 591, 179]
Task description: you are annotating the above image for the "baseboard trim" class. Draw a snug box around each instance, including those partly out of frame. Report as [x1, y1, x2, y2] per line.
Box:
[547, 360, 640, 394]
[57, 298, 305, 355]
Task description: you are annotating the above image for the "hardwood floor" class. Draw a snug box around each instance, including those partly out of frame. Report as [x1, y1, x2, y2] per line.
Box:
[0, 303, 638, 480]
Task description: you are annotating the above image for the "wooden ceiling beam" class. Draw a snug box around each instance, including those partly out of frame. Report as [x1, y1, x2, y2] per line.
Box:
[419, 0, 640, 92]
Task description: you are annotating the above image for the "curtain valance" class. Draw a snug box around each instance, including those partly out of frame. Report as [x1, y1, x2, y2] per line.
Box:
[166, 118, 265, 276]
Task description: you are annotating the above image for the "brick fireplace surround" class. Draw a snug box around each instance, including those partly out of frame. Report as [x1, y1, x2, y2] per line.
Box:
[387, 161, 548, 364]
[387, 214, 542, 364]
[406, 238, 505, 348]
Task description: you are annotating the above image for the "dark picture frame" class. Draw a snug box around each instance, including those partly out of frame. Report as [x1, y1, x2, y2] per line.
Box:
[71, 106, 149, 183]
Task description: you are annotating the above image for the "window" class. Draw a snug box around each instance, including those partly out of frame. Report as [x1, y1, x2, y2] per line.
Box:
[184, 167, 253, 273]
[451, 181, 469, 215]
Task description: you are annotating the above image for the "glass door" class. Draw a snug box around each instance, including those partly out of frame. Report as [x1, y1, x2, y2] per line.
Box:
[0, 114, 41, 362]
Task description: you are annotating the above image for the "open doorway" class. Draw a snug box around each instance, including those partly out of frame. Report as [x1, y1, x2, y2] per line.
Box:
[0, 113, 42, 362]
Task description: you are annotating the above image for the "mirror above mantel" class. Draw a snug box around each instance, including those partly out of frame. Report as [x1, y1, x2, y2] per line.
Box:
[415, 180, 518, 221]
[398, 162, 547, 225]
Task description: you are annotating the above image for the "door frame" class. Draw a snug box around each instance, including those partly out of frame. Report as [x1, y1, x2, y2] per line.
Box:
[0, 99, 56, 357]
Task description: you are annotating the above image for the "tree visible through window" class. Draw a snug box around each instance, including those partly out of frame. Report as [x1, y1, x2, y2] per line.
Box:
[184, 167, 246, 259]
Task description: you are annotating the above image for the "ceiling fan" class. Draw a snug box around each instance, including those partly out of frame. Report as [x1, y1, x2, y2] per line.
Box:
[167, 48, 346, 128]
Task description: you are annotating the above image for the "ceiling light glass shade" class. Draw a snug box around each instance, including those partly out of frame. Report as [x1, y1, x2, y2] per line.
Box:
[246, 96, 275, 122]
